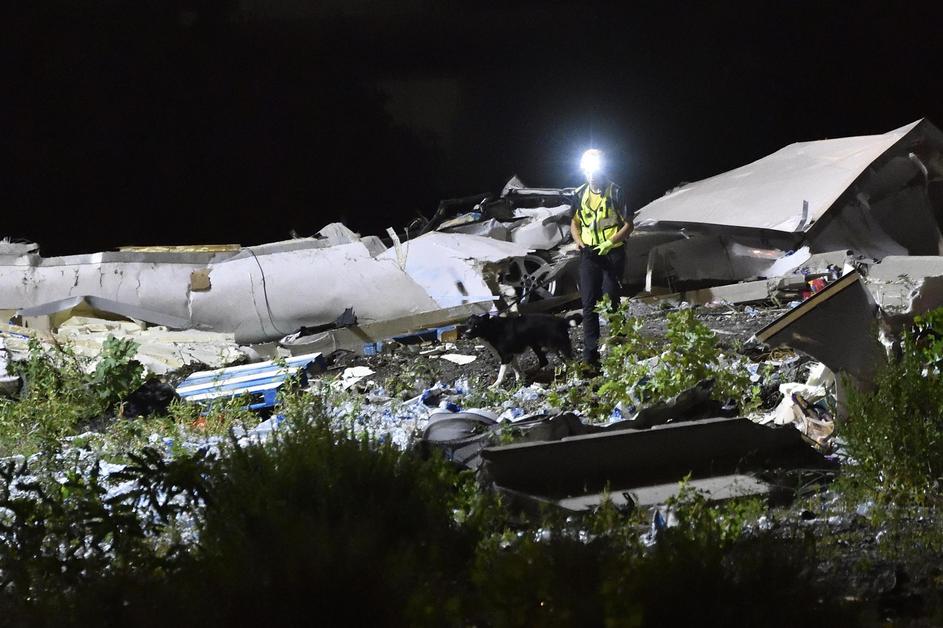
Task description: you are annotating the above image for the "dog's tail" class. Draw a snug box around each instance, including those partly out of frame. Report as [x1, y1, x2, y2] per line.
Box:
[564, 312, 583, 327]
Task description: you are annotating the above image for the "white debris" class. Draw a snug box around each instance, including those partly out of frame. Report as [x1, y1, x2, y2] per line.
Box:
[755, 362, 836, 445]
[0, 337, 18, 396]
[635, 120, 922, 233]
[334, 366, 376, 391]
[2, 317, 245, 375]
[377, 231, 533, 309]
[509, 205, 572, 250]
[440, 353, 477, 365]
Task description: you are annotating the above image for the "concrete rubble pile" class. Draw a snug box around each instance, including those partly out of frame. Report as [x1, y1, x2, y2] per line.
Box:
[4, 120, 943, 512]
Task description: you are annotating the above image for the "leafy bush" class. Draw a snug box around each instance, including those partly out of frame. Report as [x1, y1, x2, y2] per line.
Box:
[1, 338, 99, 455]
[0, 447, 211, 625]
[0, 336, 144, 456]
[0, 387, 856, 627]
[471, 482, 848, 628]
[842, 307, 943, 504]
[549, 299, 758, 419]
[90, 336, 144, 407]
[600, 304, 756, 408]
[0, 390, 482, 627]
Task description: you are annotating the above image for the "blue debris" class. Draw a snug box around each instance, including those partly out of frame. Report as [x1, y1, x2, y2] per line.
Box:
[175, 352, 325, 411]
[362, 341, 384, 356]
[439, 400, 461, 413]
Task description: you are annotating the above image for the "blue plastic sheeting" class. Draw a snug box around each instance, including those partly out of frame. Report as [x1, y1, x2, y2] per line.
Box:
[176, 352, 324, 411]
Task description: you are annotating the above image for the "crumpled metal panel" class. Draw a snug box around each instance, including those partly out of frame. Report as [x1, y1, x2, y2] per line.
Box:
[376, 231, 533, 309]
[192, 240, 440, 343]
[635, 120, 923, 233]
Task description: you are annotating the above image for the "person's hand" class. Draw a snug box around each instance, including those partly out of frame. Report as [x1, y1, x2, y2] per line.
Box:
[594, 239, 615, 255]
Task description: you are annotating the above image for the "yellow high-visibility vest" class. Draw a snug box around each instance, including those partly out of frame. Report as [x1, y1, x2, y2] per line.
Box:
[577, 183, 624, 248]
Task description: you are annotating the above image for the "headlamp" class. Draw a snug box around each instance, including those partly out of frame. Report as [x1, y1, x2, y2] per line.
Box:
[580, 149, 603, 176]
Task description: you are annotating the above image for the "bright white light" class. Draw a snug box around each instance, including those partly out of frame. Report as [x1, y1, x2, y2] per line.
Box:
[580, 149, 603, 175]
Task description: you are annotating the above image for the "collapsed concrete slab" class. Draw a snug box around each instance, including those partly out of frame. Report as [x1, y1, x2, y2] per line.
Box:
[863, 256, 943, 314]
[479, 417, 827, 507]
[754, 271, 885, 387]
[552, 474, 772, 511]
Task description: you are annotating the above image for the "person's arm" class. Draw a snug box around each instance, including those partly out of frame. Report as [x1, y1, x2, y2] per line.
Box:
[610, 185, 634, 243]
[570, 214, 586, 249]
[610, 221, 632, 244]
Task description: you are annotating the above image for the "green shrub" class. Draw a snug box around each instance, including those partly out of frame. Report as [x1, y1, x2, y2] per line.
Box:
[842, 308, 943, 504]
[602, 304, 755, 408]
[472, 482, 848, 628]
[90, 336, 144, 407]
[548, 299, 759, 419]
[0, 387, 855, 627]
[0, 336, 145, 456]
[0, 446, 212, 625]
[1, 338, 98, 455]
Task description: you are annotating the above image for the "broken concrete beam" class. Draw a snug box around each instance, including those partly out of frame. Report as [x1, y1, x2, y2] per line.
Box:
[1, 226, 528, 344]
[634, 276, 797, 307]
[862, 256, 943, 312]
[865, 255, 943, 282]
[799, 250, 857, 275]
[754, 270, 885, 387]
[551, 474, 771, 512]
[280, 303, 490, 356]
[480, 416, 826, 499]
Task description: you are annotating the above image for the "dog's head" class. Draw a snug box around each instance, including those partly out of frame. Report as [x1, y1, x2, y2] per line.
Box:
[462, 314, 490, 339]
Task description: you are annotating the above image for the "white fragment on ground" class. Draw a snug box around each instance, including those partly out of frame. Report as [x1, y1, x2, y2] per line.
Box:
[440, 353, 477, 365]
[333, 366, 375, 390]
[0, 337, 19, 396]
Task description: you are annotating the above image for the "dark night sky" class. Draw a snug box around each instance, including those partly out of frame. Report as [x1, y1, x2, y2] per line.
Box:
[5, 0, 942, 255]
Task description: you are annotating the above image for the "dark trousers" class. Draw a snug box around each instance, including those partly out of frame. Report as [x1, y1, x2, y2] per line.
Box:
[579, 245, 625, 362]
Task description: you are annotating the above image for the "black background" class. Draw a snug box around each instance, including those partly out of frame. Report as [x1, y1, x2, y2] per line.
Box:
[5, 0, 942, 254]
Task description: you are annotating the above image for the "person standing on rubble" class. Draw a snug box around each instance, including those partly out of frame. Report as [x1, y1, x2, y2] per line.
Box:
[569, 148, 634, 367]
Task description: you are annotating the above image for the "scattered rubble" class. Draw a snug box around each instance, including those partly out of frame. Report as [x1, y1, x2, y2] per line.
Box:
[3, 118, 943, 517]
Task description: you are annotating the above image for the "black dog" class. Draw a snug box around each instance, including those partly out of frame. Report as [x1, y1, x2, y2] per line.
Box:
[464, 312, 582, 387]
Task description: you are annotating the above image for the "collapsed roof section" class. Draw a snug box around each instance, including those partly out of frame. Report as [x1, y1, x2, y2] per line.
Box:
[633, 119, 943, 291]
[638, 120, 919, 232]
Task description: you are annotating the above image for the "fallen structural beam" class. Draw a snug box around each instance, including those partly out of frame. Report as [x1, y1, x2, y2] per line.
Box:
[278, 302, 490, 356]
[480, 417, 827, 501]
[636, 278, 778, 307]
[553, 474, 772, 512]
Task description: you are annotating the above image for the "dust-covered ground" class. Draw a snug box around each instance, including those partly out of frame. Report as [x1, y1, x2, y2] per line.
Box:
[326, 302, 788, 395]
